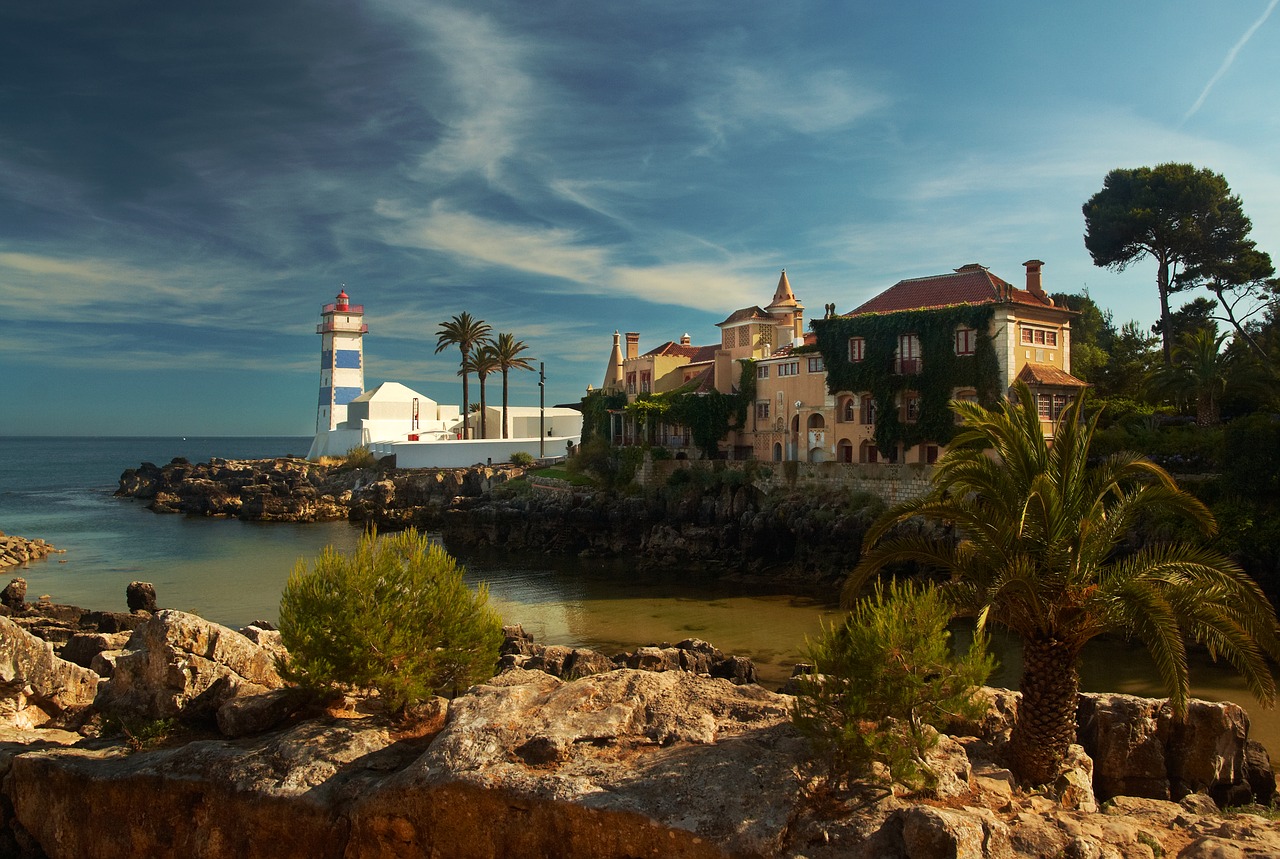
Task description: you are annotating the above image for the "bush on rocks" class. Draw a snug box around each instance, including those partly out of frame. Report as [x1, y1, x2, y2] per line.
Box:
[791, 578, 995, 795]
[278, 529, 503, 712]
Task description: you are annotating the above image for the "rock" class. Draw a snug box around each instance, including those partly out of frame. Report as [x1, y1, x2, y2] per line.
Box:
[1077, 692, 1256, 803]
[60, 631, 132, 669]
[1177, 837, 1245, 859]
[2, 578, 27, 610]
[216, 687, 311, 738]
[0, 616, 99, 729]
[1243, 739, 1276, 805]
[885, 805, 1008, 859]
[1056, 743, 1099, 813]
[96, 610, 284, 723]
[126, 581, 157, 613]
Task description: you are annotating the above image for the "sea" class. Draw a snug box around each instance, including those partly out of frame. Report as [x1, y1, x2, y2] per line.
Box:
[2, 435, 1278, 756]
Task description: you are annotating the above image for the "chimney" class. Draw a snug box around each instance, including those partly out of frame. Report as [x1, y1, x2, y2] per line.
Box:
[625, 332, 640, 360]
[680, 333, 691, 346]
[1024, 259, 1046, 300]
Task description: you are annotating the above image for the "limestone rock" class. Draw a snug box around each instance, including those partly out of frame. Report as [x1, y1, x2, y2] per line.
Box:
[96, 610, 283, 723]
[0, 616, 99, 729]
[2, 578, 27, 610]
[126, 581, 157, 613]
[216, 687, 310, 738]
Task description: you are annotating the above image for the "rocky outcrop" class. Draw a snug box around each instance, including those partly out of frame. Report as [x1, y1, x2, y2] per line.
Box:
[0, 616, 99, 729]
[115, 457, 523, 523]
[499, 624, 759, 684]
[95, 610, 284, 724]
[0, 534, 63, 569]
[7, 665, 1280, 858]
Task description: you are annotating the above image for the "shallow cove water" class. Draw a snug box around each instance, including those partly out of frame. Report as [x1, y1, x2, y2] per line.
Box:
[3, 436, 1279, 760]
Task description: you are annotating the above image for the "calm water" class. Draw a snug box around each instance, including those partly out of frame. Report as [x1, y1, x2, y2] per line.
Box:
[1, 436, 1277, 756]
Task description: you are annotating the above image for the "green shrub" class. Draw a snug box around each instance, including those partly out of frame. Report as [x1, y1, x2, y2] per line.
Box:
[510, 450, 535, 467]
[278, 529, 504, 711]
[791, 579, 994, 795]
[342, 444, 378, 470]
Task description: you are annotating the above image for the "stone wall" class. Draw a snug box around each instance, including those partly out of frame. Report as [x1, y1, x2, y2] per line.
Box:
[640, 459, 935, 506]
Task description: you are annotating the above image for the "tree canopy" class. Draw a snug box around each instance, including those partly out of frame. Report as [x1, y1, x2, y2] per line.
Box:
[1082, 163, 1273, 364]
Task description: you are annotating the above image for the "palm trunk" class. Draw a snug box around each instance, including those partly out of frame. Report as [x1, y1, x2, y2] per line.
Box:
[1009, 635, 1080, 786]
[501, 370, 509, 439]
[460, 372, 470, 439]
[479, 378, 488, 439]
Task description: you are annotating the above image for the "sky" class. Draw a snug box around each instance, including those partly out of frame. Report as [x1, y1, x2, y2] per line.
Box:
[2, 1, 1279, 436]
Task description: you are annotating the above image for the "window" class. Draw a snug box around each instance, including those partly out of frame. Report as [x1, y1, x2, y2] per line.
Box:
[860, 394, 877, 425]
[778, 361, 800, 376]
[807, 356, 825, 373]
[848, 337, 865, 362]
[759, 326, 773, 347]
[955, 327, 976, 356]
[840, 397, 856, 423]
[1037, 393, 1052, 420]
[626, 372, 636, 394]
[723, 329, 733, 348]
[757, 365, 769, 379]
[640, 371, 651, 393]
[1021, 326, 1059, 347]
[756, 401, 770, 421]
[954, 390, 978, 423]
[897, 333, 921, 374]
[925, 445, 939, 464]
[902, 392, 921, 424]
[738, 327, 752, 347]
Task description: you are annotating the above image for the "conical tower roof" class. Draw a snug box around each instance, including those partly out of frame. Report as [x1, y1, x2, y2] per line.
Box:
[602, 331, 624, 391]
[767, 270, 799, 309]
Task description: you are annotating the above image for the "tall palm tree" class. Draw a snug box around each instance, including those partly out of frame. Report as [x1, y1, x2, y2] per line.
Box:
[844, 382, 1280, 786]
[492, 332, 534, 439]
[434, 313, 492, 439]
[466, 345, 500, 440]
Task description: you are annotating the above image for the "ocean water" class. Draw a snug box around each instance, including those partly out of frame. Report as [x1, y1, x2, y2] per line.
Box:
[2, 436, 1278, 758]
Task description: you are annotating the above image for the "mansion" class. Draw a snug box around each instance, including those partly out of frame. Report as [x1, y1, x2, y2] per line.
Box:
[597, 261, 1085, 463]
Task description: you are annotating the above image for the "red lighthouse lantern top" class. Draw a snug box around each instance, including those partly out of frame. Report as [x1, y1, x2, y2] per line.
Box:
[335, 289, 350, 311]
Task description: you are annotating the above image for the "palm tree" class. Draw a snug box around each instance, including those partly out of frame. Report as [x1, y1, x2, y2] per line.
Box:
[435, 313, 492, 439]
[491, 332, 534, 439]
[844, 382, 1280, 786]
[1149, 328, 1230, 426]
[466, 345, 500, 439]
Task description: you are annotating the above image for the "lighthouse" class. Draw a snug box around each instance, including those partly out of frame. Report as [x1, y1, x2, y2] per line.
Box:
[315, 288, 368, 432]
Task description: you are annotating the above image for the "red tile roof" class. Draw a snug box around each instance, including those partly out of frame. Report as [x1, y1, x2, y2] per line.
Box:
[846, 264, 1053, 316]
[717, 306, 771, 326]
[1016, 363, 1088, 387]
[641, 341, 719, 362]
[768, 331, 817, 358]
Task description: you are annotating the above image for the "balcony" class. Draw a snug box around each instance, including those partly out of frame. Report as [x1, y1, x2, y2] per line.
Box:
[321, 303, 364, 314]
[316, 321, 369, 334]
[895, 358, 922, 375]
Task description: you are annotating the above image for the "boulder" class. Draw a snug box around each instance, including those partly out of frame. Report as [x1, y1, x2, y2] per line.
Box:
[126, 581, 157, 613]
[60, 631, 132, 670]
[0, 616, 99, 729]
[2, 578, 27, 610]
[1077, 693, 1256, 803]
[95, 610, 283, 723]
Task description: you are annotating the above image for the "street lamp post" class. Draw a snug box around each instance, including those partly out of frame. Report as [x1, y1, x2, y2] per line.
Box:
[539, 362, 546, 458]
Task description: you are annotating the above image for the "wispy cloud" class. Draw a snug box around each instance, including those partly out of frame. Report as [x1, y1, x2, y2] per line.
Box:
[1182, 0, 1279, 124]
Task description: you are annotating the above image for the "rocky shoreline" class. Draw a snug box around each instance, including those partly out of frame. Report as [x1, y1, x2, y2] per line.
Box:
[1, 582, 1279, 857]
[0, 532, 63, 570]
[114, 457, 888, 585]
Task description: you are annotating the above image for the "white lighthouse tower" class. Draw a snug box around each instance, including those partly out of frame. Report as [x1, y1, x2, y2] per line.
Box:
[315, 288, 367, 433]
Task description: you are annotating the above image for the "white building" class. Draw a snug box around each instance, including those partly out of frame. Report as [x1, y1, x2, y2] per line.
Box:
[305, 290, 582, 465]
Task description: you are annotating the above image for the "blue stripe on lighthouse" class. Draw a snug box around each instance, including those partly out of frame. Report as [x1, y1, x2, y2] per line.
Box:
[321, 350, 333, 368]
[334, 349, 361, 369]
[318, 386, 332, 406]
[334, 386, 362, 405]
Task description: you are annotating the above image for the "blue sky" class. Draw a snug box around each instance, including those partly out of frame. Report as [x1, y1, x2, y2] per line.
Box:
[2, 1, 1278, 436]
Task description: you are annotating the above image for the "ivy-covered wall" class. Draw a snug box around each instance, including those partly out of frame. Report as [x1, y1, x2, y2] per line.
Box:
[811, 305, 1001, 452]
[614, 360, 756, 457]
[579, 389, 628, 443]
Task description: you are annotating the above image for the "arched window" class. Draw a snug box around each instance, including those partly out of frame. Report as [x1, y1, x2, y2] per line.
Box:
[837, 439, 854, 463]
[772, 442, 783, 462]
[807, 413, 825, 430]
[839, 395, 856, 423]
[860, 440, 878, 463]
